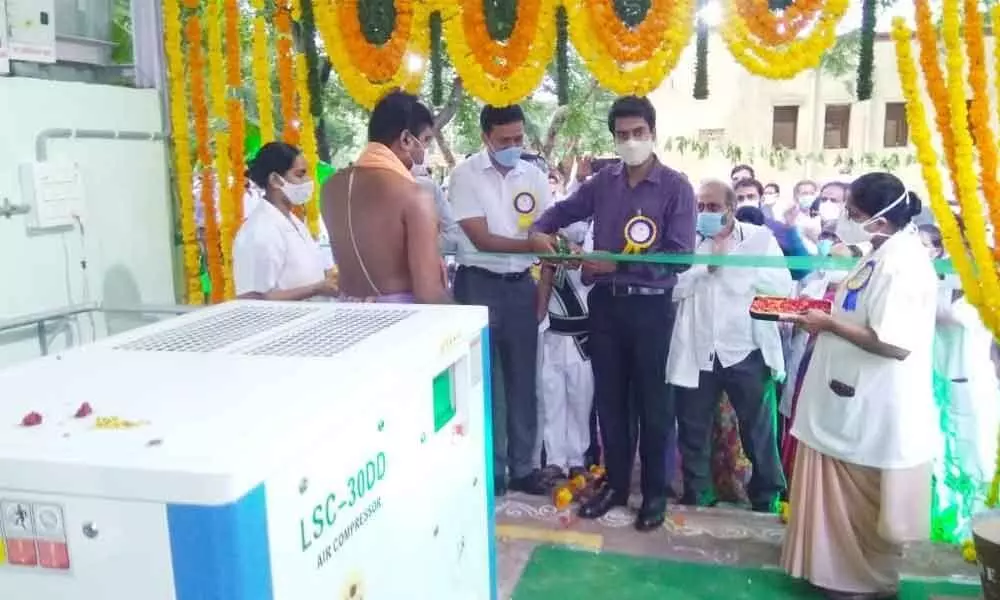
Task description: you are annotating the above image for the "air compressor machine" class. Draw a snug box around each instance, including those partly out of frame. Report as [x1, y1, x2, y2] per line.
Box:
[0, 301, 495, 600]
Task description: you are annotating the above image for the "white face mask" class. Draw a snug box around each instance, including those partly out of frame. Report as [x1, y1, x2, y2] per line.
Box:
[835, 189, 907, 245]
[615, 139, 655, 167]
[279, 177, 315, 206]
[818, 201, 842, 221]
[762, 193, 779, 205]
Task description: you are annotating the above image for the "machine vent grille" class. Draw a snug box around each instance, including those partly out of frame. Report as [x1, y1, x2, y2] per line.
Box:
[244, 307, 413, 357]
[113, 306, 318, 353]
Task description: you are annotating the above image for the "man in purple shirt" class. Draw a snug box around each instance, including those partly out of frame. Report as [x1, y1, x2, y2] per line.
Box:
[530, 96, 697, 531]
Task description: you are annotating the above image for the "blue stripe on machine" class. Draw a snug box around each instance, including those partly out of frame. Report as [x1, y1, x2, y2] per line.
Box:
[481, 327, 498, 600]
[166, 484, 274, 600]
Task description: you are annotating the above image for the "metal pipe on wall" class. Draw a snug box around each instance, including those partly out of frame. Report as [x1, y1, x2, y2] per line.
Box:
[35, 128, 166, 162]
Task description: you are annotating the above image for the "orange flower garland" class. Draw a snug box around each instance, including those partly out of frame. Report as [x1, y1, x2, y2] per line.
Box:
[441, 0, 556, 106]
[462, 0, 542, 79]
[185, 15, 224, 303]
[314, 0, 427, 109]
[914, 0, 960, 200]
[585, 0, 671, 64]
[337, 0, 413, 82]
[164, 0, 202, 304]
[225, 0, 246, 231]
[962, 0, 1000, 253]
[275, 5, 299, 145]
[736, 0, 823, 46]
[565, 0, 694, 96]
[251, 0, 275, 144]
[206, 0, 235, 300]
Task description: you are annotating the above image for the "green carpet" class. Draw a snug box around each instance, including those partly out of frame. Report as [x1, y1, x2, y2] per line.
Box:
[513, 545, 982, 599]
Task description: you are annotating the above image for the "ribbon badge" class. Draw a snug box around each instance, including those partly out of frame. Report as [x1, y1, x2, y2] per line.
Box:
[513, 192, 537, 231]
[842, 260, 875, 312]
[622, 215, 657, 254]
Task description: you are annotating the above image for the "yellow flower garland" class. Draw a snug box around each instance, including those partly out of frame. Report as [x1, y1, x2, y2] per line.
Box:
[891, 20, 979, 312]
[294, 50, 322, 238]
[206, 0, 235, 300]
[313, 0, 427, 110]
[720, 0, 848, 80]
[164, 0, 202, 305]
[251, 1, 275, 144]
[963, 0, 1000, 253]
[941, 0, 1000, 331]
[565, 0, 695, 96]
[441, 0, 556, 106]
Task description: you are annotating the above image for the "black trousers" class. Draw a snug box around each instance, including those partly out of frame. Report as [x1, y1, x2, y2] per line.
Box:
[454, 266, 538, 479]
[675, 350, 785, 506]
[588, 286, 675, 500]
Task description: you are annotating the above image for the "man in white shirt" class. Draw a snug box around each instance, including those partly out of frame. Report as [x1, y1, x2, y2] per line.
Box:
[668, 179, 792, 512]
[449, 104, 554, 496]
[408, 132, 461, 254]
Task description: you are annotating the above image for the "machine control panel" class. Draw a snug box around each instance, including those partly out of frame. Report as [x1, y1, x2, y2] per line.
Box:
[0, 500, 70, 571]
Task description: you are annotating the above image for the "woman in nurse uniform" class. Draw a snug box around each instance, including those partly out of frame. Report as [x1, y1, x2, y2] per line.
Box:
[233, 142, 338, 301]
[781, 172, 939, 599]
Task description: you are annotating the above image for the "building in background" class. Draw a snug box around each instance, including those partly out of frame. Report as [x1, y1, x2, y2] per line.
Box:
[648, 31, 995, 201]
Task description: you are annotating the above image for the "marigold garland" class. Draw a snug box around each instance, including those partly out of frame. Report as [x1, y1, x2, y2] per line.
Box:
[275, 5, 299, 145]
[294, 51, 322, 238]
[736, 0, 821, 46]
[224, 0, 246, 230]
[206, 0, 235, 300]
[338, 0, 413, 81]
[720, 0, 848, 80]
[586, 0, 672, 64]
[565, 0, 694, 96]
[314, 0, 428, 110]
[914, 0, 960, 201]
[440, 0, 556, 106]
[164, 0, 202, 305]
[940, 0, 1000, 332]
[962, 0, 1000, 254]
[251, 9, 275, 144]
[185, 14, 225, 303]
[890, 18, 980, 313]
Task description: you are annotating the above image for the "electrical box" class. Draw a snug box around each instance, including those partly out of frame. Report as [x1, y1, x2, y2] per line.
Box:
[18, 160, 86, 230]
[0, 301, 496, 600]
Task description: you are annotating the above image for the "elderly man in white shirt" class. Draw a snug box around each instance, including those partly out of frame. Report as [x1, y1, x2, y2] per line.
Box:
[668, 179, 792, 512]
[449, 104, 554, 496]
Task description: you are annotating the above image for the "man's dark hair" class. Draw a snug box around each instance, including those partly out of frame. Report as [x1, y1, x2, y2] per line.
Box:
[734, 178, 764, 197]
[730, 164, 755, 180]
[607, 96, 656, 134]
[480, 104, 525, 134]
[368, 90, 433, 145]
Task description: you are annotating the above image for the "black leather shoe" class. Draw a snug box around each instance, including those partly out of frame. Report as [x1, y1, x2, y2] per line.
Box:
[508, 470, 547, 496]
[635, 497, 668, 532]
[578, 487, 628, 519]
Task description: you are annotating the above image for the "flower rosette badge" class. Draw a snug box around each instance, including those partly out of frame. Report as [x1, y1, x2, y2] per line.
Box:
[313, 0, 429, 109]
[622, 214, 657, 254]
[719, 0, 849, 80]
[513, 191, 538, 231]
[565, 0, 695, 96]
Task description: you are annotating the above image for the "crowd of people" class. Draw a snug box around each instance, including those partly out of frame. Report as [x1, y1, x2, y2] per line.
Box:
[229, 90, 1000, 599]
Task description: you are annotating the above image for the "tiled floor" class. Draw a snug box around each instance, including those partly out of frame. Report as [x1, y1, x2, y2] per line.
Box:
[495, 493, 980, 599]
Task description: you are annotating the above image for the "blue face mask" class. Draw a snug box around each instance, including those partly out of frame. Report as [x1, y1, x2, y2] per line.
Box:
[491, 145, 522, 168]
[696, 212, 725, 237]
[817, 239, 833, 256]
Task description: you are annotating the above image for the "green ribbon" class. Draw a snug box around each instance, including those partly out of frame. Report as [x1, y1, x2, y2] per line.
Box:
[459, 251, 958, 276]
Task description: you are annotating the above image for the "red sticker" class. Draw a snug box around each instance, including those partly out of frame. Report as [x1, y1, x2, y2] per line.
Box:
[74, 402, 93, 418]
[37, 541, 70, 570]
[20, 412, 43, 427]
